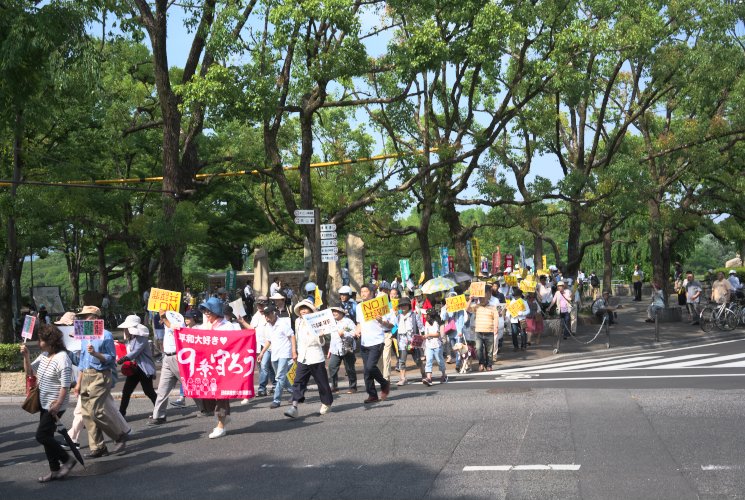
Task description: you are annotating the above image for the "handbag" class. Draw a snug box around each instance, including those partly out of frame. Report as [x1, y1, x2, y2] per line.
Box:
[22, 377, 41, 414]
[121, 360, 138, 377]
[410, 334, 425, 348]
[340, 336, 355, 355]
[444, 318, 457, 333]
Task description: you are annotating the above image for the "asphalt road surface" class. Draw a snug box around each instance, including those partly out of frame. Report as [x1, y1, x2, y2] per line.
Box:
[2, 338, 744, 499]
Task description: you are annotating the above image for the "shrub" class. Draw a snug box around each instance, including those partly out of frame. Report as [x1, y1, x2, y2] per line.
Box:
[0, 344, 22, 371]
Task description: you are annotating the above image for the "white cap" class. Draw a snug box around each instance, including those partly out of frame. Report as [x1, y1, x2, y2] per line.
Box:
[338, 286, 352, 294]
[729, 270, 737, 275]
[117, 314, 141, 329]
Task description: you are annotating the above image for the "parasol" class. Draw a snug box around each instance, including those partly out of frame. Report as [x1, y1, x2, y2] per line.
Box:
[421, 277, 457, 294]
[443, 272, 474, 284]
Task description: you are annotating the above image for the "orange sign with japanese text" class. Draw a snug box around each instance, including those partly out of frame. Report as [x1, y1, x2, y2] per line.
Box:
[446, 294, 468, 313]
[469, 282, 486, 298]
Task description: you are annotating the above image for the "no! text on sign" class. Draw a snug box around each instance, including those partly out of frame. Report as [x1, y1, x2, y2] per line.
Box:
[445, 294, 468, 313]
[360, 294, 391, 322]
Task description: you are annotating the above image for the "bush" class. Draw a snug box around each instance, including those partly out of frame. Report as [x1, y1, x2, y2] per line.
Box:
[116, 291, 142, 313]
[0, 344, 22, 371]
[714, 267, 745, 282]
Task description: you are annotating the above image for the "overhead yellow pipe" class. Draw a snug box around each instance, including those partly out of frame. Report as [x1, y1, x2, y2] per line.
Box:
[0, 148, 437, 188]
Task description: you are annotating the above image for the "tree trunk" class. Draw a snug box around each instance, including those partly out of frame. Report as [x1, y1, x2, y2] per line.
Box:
[565, 202, 582, 277]
[97, 243, 109, 295]
[533, 234, 543, 272]
[602, 224, 613, 294]
[648, 197, 667, 305]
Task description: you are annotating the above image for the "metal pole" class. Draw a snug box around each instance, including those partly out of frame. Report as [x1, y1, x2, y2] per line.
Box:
[654, 313, 660, 342]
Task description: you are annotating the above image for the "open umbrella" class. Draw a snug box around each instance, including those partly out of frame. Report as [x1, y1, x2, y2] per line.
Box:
[55, 416, 85, 469]
[421, 277, 457, 294]
[443, 272, 473, 284]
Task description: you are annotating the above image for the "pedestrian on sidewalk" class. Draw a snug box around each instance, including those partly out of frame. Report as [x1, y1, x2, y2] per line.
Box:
[20, 325, 76, 483]
[632, 265, 644, 301]
[646, 281, 666, 322]
[508, 289, 529, 351]
[711, 272, 734, 305]
[537, 275, 553, 313]
[327, 305, 358, 394]
[422, 308, 447, 385]
[74, 305, 129, 458]
[685, 272, 702, 325]
[468, 288, 499, 371]
[284, 300, 334, 418]
[256, 304, 296, 409]
[549, 281, 573, 339]
[395, 297, 425, 385]
[116, 316, 157, 417]
[355, 284, 392, 404]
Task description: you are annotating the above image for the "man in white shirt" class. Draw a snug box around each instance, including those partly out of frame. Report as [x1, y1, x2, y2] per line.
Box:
[728, 270, 742, 293]
[354, 284, 392, 404]
[257, 304, 296, 409]
[269, 277, 281, 297]
[243, 297, 274, 401]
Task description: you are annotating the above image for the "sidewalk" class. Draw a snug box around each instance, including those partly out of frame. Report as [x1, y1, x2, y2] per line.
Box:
[2, 296, 742, 402]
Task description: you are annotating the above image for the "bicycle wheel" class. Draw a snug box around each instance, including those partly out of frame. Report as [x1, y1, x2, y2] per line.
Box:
[699, 307, 715, 333]
[720, 309, 739, 331]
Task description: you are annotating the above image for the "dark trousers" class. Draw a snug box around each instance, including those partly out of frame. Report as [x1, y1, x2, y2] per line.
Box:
[328, 353, 357, 390]
[360, 343, 387, 397]
[511, 322, 527, 349]
[37, 409, 69, 472]
[120, 366, 157, 416]
[560, 312, 571, 338]
[634, 281, 643, 301]
[292, 361, 333, 405]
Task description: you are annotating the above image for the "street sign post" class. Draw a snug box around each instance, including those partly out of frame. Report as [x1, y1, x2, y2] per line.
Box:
[320, 224, 336, 232]
[321, 247, 338, 255]
[321, 239, 337, 247]
[294, 217, 315, 225]
[320, 231, 337, 239]
[321, 254, 339, 262]
[294, 209, 315, 217]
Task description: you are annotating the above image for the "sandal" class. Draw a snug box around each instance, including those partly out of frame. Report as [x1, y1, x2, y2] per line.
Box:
[38, 471, 60, 483]
[58, 459, 76, 479]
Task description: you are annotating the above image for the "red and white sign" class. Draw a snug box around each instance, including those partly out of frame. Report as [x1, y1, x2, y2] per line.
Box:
[505, 254, 514, 271]
[174, 328, 256, 400]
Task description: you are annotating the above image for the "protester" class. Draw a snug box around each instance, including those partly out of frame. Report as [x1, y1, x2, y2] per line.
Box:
[440, 291, 466, 364]
[193, 297, 241, 439]
[269, 277, 281, 297]
[537, 275, 553, 313]
[284, 300, 334, 418]
[468, 288, 499, 371]
[74, 305, 129, 457]
[422, 308, 447, 385]
[354, 284, 392, 403]
[115, 316, 157, 417]
[549, 281, 573, 339]
[685, 272, 702, 325]
[395, 297, 425, 386]
[20, 325, 76, 483]
[256, 303, 296, 409]
[170, 309, 203, 409]
[245, 296, 275, 401]
[508, 288, 529, 351]
[327, 305, 358, 394]
[374, 283, 398, 383]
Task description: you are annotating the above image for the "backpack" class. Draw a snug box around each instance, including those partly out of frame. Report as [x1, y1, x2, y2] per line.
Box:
[590, 275, 600, 288]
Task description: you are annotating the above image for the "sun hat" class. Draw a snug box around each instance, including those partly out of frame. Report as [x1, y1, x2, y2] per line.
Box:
[117, 315, 142, 329]
[329, 304, 346, 315]
[557, 281, 566, 286]
[293, 299, 317, 316]
[54, 311, 76, 326]
[128, 324, 150, 337]
[76, 305, 102, 318]
[199, 297, 224, 316]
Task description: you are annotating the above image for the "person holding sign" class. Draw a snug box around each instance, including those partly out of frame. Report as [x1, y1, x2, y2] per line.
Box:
[327, 305, 358, 394]
[257, 304, 296, 410]
[468, 288, 500, 371]
[74, 306, 129, 458]
[441, 292, 467, 364]
[20, 325, 76, 483]
[549, 281, 574, 339]
[422, 309, 447, 386]
[284, 300, 334, 418]
[354, 284, 393, 404]
[507, 289, 529, 351]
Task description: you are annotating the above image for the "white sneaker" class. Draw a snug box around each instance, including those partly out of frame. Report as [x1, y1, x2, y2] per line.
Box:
[319, 404, 331, 415]
[284, 406, 298, 418]
[240, 398, 249, 405]
[208, 427, 226, 439]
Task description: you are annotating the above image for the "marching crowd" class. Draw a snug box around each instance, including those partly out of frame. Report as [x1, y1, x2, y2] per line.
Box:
[19, 263, 744, 483]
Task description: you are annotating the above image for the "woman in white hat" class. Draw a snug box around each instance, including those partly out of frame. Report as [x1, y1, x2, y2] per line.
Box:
[549, 281, 573, 339]
[116, 315, 157, 417]
[284, 299, 334, 418]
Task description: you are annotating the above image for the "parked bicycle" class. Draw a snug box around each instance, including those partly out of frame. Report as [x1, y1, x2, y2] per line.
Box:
[699, 301, 739, 333]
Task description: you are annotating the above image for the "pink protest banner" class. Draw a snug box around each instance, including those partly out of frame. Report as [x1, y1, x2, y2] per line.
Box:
[174, 327, 256, 400]
[73, 319, 104, 340]
[21, 315, 36, 341]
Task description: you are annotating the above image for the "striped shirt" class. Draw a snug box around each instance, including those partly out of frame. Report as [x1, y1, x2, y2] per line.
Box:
[31, 352, 72, 410]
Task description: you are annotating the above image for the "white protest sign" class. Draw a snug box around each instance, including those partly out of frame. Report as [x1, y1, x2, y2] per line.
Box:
[302, 309, 337, 336]
[229, 298, 247, 319]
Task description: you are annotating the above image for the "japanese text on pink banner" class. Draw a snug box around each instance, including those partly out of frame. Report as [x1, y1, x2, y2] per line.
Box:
[174, 328, 256, 400]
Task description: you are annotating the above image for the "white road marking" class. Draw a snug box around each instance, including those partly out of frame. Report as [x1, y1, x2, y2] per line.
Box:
[584, 353, 712, 371]
[463, 464, 581, 471]
[701, 465, 740, 471]
[656, 353, 745, 369]
[539, 356, 665, 372]
[448, 373, 745, 384]
[713, 360, 745, 368]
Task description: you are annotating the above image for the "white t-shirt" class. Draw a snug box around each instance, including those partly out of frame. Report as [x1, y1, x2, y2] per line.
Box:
[265, 319, 294, 361]
[250, 311, 269, 347]
[329, 317, 356, 356]
[269, 282, 281, 296]
[295, 317, 326, 365]
[356, 303, 386, 347]
[423, 322, 442, 349]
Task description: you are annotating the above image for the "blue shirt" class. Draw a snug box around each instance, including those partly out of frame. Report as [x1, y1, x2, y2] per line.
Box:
[78, 330, 116, 373]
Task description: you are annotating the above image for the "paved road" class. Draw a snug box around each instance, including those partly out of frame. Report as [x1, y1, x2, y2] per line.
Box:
[2, 338, 744, 499]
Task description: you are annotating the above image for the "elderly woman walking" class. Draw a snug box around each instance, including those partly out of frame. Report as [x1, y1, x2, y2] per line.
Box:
[20, 324, 76, 483]
[116, 315, 157, 417]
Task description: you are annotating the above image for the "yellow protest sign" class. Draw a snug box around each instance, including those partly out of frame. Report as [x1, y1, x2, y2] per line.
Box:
[505, 275, 518, 286]
[519, 277, 537, 294]
[542, 255, 547, 271]
[446, 294, 468, 313]
[507, 299, 526, 317]
[390, 298, 399, 312]
[147, 288, 182, 312]
[314, 287, 323, 308]
[360, 294, 391, 322]
[469, 281, 486, 298]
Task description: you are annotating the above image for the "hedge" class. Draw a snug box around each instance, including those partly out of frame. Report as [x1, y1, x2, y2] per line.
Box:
[0, 344, 22, 371]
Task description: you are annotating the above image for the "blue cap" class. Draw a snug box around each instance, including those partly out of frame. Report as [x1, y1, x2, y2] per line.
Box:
[198, 297, 223, 316]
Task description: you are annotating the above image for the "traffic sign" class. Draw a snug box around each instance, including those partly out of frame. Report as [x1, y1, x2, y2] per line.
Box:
[294, 209, 315, 217]
[320, 231, 337, 239]
[321, 239, 337, 247]
[322, 254, 339, 262]
[321, 247, 338, 255]
[320, 224, 336, 232]
[294, 217, 315, 225]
